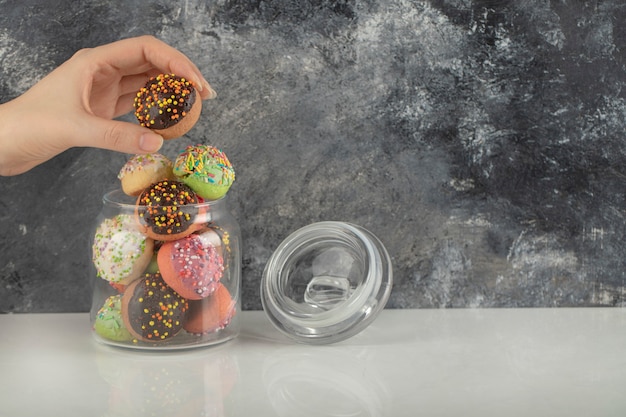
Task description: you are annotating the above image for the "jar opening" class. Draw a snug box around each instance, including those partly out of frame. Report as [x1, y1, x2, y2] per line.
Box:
[103, 189, 226, 211]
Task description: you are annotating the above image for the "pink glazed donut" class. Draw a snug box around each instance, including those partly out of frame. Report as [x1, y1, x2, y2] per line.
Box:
[157, 234, 224, 300]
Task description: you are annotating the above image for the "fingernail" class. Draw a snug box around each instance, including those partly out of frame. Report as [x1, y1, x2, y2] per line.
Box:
[206, 83, 217, 99]
[139, 132, 163, 152]
[192, 75, 204, 91]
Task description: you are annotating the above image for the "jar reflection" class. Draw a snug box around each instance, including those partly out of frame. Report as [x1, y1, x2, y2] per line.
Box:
[262, 346, 389, 417]
[95, 345, 238, 416]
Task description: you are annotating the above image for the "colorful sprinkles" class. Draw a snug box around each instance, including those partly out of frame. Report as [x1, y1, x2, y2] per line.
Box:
[92, 214, 152, 283]
[137, 180, 199, 236]
[125, 273, 189, 341]
[117, 153, 173, 180]
[175, 145, 235, 186]
[164, 234, 224, 299]
[133, 74, 197, 130]
[94, 295, 133, 342]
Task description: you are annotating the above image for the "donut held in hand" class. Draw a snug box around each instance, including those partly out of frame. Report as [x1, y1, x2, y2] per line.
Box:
[134, 73, 202, 140]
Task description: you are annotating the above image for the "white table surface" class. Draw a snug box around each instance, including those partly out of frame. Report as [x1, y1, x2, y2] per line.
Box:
[0, 308, 624, 416]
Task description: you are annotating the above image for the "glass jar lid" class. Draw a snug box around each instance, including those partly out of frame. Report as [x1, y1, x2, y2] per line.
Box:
[261, 221, 393, 344]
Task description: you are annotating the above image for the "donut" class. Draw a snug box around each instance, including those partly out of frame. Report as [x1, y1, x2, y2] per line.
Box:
[135, 180, 203, 241]
[157, 234, 224, 300]
[195, 227, 224, 258]
[134, 73, 202, 140]
[195, 226, 234, 271]
[94, 295, 133, 342]
[184, 284, 235, 335]
[121, 272, 189, 342]
[93, 214, 154, 285]
[118, 153, 174, 196]
[172, 145, 235, 200]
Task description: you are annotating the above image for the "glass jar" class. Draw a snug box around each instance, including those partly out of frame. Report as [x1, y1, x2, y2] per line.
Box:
[90, 189, 241, 350]
[261, 222, 393, 344]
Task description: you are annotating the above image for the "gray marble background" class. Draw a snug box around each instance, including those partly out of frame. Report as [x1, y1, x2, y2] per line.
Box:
[1, 0, 625, 312]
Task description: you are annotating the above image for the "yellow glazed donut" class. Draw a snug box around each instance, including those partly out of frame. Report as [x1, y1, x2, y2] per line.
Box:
[117, 153, 174, 196]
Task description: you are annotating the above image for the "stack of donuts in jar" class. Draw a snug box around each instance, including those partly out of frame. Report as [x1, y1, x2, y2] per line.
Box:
[90, 74, 239, 348]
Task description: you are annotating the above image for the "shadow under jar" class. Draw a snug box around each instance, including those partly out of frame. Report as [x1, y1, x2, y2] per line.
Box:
[90, 189, 241, 350]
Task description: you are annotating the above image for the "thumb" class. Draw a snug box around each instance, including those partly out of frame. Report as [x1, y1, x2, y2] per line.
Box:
[77, 117, 164, 154]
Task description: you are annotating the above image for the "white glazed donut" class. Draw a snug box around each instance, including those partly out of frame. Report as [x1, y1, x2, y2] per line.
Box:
[92, 214, 154, 285]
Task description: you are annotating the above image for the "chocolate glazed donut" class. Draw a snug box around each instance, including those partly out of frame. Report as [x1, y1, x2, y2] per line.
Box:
[121, 273, 189, 342]
[135, 180, 204, 241]
[134, 73, 202, 140]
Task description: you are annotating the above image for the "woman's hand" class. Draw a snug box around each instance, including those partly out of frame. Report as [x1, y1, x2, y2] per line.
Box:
[0, 35, 216, 176]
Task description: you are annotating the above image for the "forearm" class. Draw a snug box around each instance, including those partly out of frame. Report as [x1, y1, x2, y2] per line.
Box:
[0, 87, 74, 176]
[0, 98, 34, 176]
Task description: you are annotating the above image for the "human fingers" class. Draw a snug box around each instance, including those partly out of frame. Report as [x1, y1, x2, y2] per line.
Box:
[90, 35, 216, 97]
[116, 68, 201, 97]
[73, 115, 164, 154]
[118, 73, 152, 96]
[113, 92, 138, 118]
